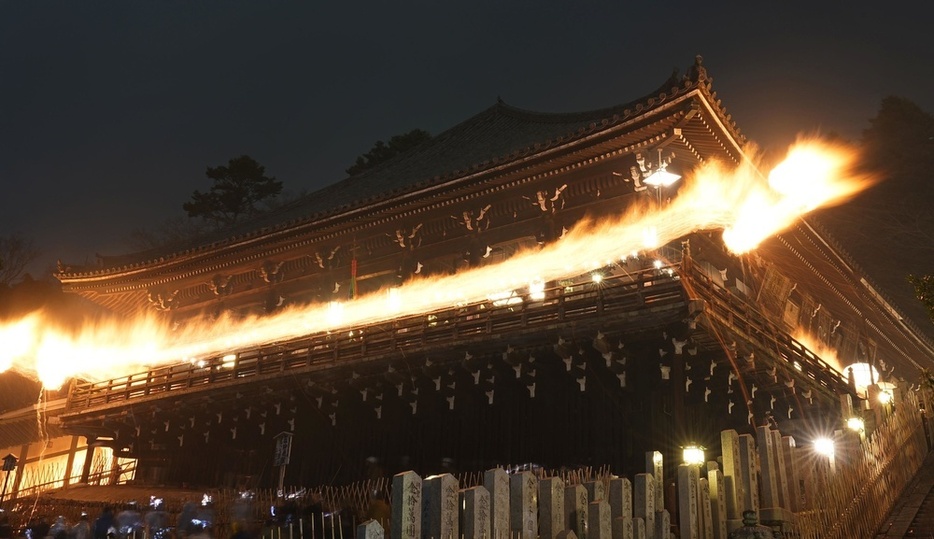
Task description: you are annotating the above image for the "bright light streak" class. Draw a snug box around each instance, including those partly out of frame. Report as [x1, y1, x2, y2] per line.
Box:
[0, 138, 874, 388]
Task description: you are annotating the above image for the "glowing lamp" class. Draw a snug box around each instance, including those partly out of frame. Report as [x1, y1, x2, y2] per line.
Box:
[878, 391, 892, 404]
[591, 273, 604, 284]
[643, 167, 681, 187]
[682, 445, 705, 466]
[846, 417, 865, 432]
[813, 437, 835, 458]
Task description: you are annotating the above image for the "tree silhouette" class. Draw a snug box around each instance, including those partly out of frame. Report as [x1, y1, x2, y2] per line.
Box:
[184, 155, 282, 226]
[0, 234, 39, 286]
[816, 97, 934, 333]
[346, 129, 431, 176]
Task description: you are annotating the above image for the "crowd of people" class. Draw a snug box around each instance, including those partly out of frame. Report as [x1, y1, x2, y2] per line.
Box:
[0, 497, 217, 539]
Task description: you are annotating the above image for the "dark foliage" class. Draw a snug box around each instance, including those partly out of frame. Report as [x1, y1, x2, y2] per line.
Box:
[183, 155, 282, 226]
[345, 129, 432, 176]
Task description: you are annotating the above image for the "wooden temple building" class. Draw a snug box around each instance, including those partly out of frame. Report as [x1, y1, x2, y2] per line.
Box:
[50, 56, 934, 490]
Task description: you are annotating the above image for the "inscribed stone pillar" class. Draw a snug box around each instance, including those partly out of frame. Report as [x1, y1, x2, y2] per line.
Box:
[654, 510, 670, 539]
[677, 465, 699, 539]
[634, 473, 656, 539]
[423, 473, 459, 539]
[737, 433, 759, 514]
[769, 429, 790, 513]
[647, 451, 664, 513]
[718, 430, 743, 520]
[484, 468, 510, 539]
[780, 436, 801, 513]
[698, 478, 713, 539]
[540, 477, 566, 539]
[632, 518, 645, 539]
[755, 426, 779, 511]
[609, 478, 633, 520]
[612, 517, 633, 539]
[461, 486, 491, 539]
[357, 520, 384, 539]
[706, 469, 727, 539]
[565, 484, 589, 539]
[391, 471, 422, 539]
[585, 480, 606, 502]
[588, 499, 612, 539]
[509, 471, 538, 539]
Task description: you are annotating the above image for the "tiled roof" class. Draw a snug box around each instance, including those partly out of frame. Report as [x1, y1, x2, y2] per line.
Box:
[60, 56, 740, 279]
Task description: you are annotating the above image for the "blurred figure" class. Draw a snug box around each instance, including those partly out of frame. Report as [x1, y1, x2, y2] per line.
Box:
[191, 497, 215, 539]
[93, 507, 115, 539]
[144, 498, 170, 539]
[71, 513, 91, 539]
[176, 502, 198, 539]
[229, 492, 255, 539]
[49, 516, 68, 539]
[115, 502, 142, 539]
[0, 511, 13, 539]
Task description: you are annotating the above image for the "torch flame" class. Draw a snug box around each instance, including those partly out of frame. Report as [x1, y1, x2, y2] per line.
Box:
[0, 138, 874, 389]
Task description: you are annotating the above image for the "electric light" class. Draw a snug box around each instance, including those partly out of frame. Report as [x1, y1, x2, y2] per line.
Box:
[643, 167, 681, 187]
[813, 437, 835, 458]
[878, 391, 892, 404]
[846, 417, 865, 432]
[682, 445, 705, 466]
[591, 273, 604, 284]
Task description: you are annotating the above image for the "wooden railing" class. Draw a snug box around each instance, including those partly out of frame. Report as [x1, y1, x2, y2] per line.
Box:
[686, 263, 857, 398]
[66, 264, 687, 414]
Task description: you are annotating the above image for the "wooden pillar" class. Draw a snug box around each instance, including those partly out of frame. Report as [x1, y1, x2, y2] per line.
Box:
[63, 436, 80, 487]
[10, 444, 29, 501]
[80, 436, 97, 484]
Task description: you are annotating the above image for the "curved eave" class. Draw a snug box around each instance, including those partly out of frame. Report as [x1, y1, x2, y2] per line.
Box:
[58, 77, 745, 300]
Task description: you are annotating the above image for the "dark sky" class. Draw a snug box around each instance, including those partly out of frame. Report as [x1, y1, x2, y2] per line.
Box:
[1, 2, 931, 275]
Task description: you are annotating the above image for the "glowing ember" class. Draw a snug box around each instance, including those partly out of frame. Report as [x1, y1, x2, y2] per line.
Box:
[0, 138, 873, 388]
[793, 331, 846, 374]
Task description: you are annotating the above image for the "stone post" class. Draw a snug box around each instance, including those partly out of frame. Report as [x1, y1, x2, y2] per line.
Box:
[654, 509, 670, 539]
[609, 477, 633, 520]
[509, 471, 538, 539]
[565, 484, 589, 539]
[484, 468, 510, 539]
[737, 433, 759, 515]
[647, 451, 664, 513]
[677, 464, 699, 539]
[540, 477, 566, 539]
[612, 517, 633, 539]
[423, 473, 459, 539]
[634, 473, 656, 539]
[588, 499, 611, 539]
[718, 430, 743, 521]
[706, 468, 727, 539]
[698, 478, 713, 539]
[356, 520, 384, 539]
[461, 485, 491, 539]
[780, 436, 801, 513]
[391, 471, 422, 539]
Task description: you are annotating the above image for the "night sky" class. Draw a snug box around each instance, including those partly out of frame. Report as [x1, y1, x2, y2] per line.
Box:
[2, 2, 931, 275]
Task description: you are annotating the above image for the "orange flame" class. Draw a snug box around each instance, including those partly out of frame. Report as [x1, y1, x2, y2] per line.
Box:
[0, 138, 874, 388]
